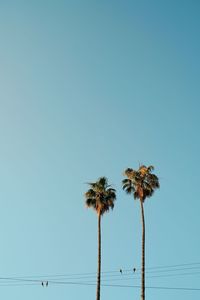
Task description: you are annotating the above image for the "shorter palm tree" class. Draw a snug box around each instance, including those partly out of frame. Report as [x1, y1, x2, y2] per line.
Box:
[85, 177, 116, 300]
[122, 165, 159, 300]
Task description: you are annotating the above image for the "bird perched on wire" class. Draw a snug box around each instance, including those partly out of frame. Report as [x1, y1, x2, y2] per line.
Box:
[120, 269, 122, 274]
[133, 268, 136, 272]
[46, 281, 48, 287]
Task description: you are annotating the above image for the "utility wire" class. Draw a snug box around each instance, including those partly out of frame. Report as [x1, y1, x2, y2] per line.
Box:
[49, 279, 200, 291]
[0, 270, 200, 284]
[1, 261, 200, 281]
[1, 267, 199, 283]
[145, 261, 200, 270]
[1, 262, 200, 286]
[1, 280, 199, 292]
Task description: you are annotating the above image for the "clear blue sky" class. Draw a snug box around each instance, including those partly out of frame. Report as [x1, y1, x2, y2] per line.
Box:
[0, 0, 199, 299]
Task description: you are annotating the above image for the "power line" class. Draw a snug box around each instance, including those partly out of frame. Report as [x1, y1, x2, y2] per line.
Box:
[1, 262, 200, 287]
[53, 279, 199, 292]
[98, 271, 200, 283]
[145, 262, 200, 270]
[1, 261, 200, 281]
[0, 283, 38, 287]
[0, 279, 200, 292]
[45, 269, 200, 283]
[0, 274, 200, 291]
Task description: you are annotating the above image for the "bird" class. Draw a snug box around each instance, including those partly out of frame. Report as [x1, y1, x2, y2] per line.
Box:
[41, 282, 44, 287]
[133, 268, 136, 272]
[46, 281, 48, 287]
[120, 269, 122, 274]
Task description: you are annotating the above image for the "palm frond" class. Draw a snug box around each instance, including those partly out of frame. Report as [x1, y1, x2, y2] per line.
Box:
[88, 182, 97, 189]
[85, 189, 96, 198]
[86, 198, 96, 208]
[124, 186, 134, 194]
[122, 164, 159, 201]
[148, 165, 154, 172]
[107, 188, 116, 193]
[124, 168, 134, 177]
[98, 177, 108, 187]
[122, 178, 130, 184]
[84, 176, 116, 216]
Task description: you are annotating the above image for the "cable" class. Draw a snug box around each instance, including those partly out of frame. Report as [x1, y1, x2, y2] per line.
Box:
[145, 261, 200, 270]
[0, 283, 38, 287]
[1, 261, 200, 281]
[0, 279, 200, 292]
[0, 278, 200, 292]
[1, 262, 200, 286]
[32, 280, 200, 292]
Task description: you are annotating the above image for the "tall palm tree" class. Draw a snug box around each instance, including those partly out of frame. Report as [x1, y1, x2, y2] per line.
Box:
[85, 177, 116, 300]
[122, 165, 159, 300]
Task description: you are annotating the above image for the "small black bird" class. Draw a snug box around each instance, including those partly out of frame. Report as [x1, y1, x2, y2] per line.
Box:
[46, 281, 48, 287]
[120, 269, 122, 274]
[133, 268, 136, 273]
[41, 282, 44, 287]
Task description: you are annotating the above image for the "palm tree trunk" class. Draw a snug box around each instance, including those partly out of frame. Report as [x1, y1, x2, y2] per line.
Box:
[140, 200, 145, 300]
[96, 213, 101, 300]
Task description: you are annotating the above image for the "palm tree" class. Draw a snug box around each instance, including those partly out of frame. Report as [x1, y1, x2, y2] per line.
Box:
[85, 177, 116, 300]
[122, 165, 159, 300]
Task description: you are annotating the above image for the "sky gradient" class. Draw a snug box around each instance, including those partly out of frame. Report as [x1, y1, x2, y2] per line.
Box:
[0, 1, 200, 299]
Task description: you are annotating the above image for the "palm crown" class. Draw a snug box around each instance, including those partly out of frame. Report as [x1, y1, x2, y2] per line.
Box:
[85, 177, 116, 215]
[122, 165, 159, 202]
